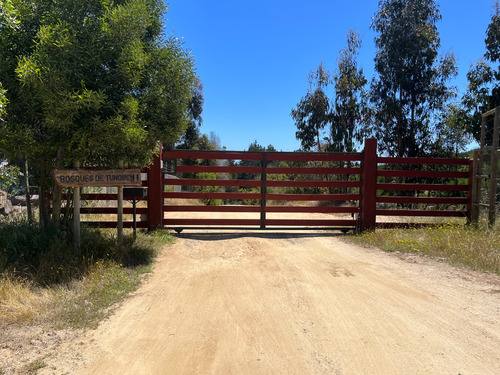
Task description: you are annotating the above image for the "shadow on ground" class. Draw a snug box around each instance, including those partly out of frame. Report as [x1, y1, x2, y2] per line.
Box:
[173, 230, 352, 241]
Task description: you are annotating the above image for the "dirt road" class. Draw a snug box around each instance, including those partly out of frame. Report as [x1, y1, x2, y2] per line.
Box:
[43, 231, 500, 374]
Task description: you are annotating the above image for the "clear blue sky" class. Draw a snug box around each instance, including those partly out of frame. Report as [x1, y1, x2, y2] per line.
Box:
[165, 0, 494, 151]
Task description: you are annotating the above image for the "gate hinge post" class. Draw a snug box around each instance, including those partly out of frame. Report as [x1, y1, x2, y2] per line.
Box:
[260, 153, 267, 229]
[359, 138, 377, 232]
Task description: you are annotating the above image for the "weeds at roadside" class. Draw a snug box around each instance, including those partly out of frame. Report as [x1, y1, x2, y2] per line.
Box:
[24, 358, 46, 374]
[0, 216, 174, 329]
[350, 220, 500, 275]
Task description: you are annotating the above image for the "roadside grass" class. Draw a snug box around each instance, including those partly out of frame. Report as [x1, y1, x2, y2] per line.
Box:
[0, 217, 174, 329]
[350, 220, 500, 275]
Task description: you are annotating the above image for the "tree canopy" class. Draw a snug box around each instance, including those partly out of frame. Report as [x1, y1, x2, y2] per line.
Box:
[463, 1, 500, 142]
[0, 0, 198, 168]
[370, 0, 457, 157]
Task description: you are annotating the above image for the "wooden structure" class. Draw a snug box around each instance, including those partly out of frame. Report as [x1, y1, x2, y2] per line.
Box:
[72, 139, 473, 232]
[471, 106, 500, 227]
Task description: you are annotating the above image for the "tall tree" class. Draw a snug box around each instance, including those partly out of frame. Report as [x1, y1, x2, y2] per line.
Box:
[331, 30, 367, 153]
[291, 62, 331, 152]
[370, 0, 457, 157]
[463, 1, 500, 142]
[177, 77, 204, 150]
[0, 0, 198, 222]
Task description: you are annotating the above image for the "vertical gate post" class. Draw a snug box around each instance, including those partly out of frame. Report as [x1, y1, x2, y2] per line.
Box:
[467, 157, 474, 224]
[147, 144, 163, 231]
[260, 153, 267, 229]
[360, 138, 378, 232]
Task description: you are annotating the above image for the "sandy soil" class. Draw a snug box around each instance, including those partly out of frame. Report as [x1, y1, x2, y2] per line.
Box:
[16, 228, 496, 375]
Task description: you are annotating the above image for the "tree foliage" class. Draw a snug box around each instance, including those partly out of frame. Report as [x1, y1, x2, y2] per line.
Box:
[292, 31, 368, 153]
[291, 63, 331, 152]
[463, 1, 500, 142]
[0, 0, 199, 222]
[370, 0, 457, 157]
[0, 0, 198, 167]
[331, 30, 367, 152]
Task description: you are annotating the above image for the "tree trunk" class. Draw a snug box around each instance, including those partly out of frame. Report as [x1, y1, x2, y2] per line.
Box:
[52, 148, 63, 224]
[39, 160, 49, 225]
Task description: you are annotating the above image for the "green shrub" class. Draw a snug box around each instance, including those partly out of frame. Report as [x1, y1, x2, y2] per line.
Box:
[0, 217, 171, 285]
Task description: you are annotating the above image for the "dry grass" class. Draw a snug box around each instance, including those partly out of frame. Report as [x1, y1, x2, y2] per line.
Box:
[0, 276, 56, 325]
[0, 229, 173, 329]
[350, 220, 500, 275]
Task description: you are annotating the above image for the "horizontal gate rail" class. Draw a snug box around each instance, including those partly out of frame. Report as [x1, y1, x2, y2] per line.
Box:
[266, 167, 361, 175]
[378, 156, 470, 165]
[377, 183, 468, 191]
[266, 153, 362, 162]
[265, 193, 360, 201]
[164, 178, 261, 187]
[175, 165, 263, 174]
[164, 192, 261, 200]
[376, 196, 468, 205]
[377, 170, 469, 178]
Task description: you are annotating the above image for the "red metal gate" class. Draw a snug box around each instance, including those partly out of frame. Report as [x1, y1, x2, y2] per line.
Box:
[160, 150, 362, 231]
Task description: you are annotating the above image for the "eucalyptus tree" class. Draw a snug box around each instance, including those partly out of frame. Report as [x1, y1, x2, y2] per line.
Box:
[291, 62, 331, 152]
[463, 1, 500, 142]
[370, 0, 457, 157]
[331, 30, 367, 153]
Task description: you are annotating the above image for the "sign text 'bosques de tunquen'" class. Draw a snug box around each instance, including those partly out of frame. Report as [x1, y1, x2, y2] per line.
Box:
[53, 169, 142, 187]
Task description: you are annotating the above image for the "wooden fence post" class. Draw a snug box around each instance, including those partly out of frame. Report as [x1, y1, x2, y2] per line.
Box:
[360, 138, 378, 232]
[73, 161, 81, 250]
[467, 158, 474, 224]
[147, 144, 163, 231]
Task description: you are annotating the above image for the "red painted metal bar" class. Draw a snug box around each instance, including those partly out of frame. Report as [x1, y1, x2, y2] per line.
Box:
[265, 206, 359, 213]
[378, 156, 470, 165]
[163, 151, 263, 160]
[163, 205, 260, 212]
[376, 196, 468, 205]
[163, 219, 261, 226]
[377, 183, 469, 191]
[164, 178, 261, 187]
[266, 153, 362, 162]
[266, 193, 361, 201]
[377, 170, 469, 178]
[176, 165, 262, 174]
[266, 167, 361, 175]
[147, 145, 163, 230]
[265, 219, 357, 226]
[360, 138, 378, 231]
[164, 192, 261, 200]
[267, 180, 361, 188]
[376, 209, 467, 217]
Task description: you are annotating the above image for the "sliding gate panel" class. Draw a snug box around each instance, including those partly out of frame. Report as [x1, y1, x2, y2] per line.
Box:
[162, 150, 362, 230]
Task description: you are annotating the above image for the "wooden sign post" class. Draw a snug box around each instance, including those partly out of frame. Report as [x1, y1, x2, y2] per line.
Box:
[54, 167, 142, 249]
[74, 161, 81, 250]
